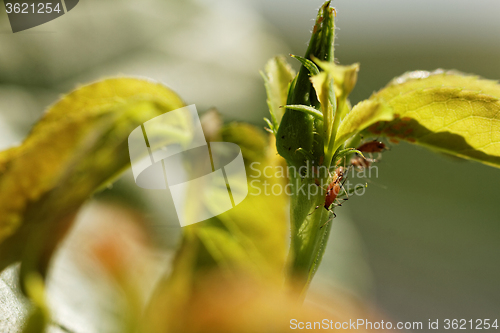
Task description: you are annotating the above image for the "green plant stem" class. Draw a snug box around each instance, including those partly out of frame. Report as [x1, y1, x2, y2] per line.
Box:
[286, 1, 338, 297]
[287, 166, 332, 296]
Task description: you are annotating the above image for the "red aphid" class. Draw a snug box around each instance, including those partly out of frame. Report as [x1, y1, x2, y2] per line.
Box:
[351, 156, 371, 169]
[323, 167, 344, 210]
[357, 140, 387, 153]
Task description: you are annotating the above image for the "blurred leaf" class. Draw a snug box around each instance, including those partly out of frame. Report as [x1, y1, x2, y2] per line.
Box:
[200, 108, 223, 142]
[144, 125, 289, 332]
[198, 126, 288, 278]
[0, 147, 19, 175]
[262, 56, 296, 131]
[361, 70, 500, 168]
[221, 123, 268, 164]
[22, 273, 48, 333]
[144, 271, 380, 333]
[0, 78, 186, 280]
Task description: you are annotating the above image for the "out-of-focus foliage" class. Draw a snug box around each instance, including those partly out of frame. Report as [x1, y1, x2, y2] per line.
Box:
[21, 273, 48, 333]
[141, 119, 290, 332]
[0, 78, 185, 285]
[0, 0, 288, 131]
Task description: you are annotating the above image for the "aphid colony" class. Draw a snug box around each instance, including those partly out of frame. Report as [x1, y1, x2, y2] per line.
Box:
[350, 139, 388, 169]
[311, 139, 388, 228]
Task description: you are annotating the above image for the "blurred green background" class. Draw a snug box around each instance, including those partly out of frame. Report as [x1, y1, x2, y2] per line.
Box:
[1, 0, 499, 331]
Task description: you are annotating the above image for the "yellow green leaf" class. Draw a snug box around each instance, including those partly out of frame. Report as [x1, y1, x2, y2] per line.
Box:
[377, 69, 500, 101]
[334, 99, 394, 152]
[0, 147, 19, 175]
[0, 78, 186, 276]
[22, 273, 49, 333]
[190, 125, 288, 281]
[262, 56, 296, 129]
[362, 71, 500, 168]
[310, 67, 335, 153]
[330, 63, 360, 99]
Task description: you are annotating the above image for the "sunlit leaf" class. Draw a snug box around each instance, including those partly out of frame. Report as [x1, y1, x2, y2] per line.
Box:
[0, 78, 186, 278]
[334, 99, 394, 152]
[377, 69, 500, 100]
[330, 63, 360, 99]
[362, 71, 500, 168]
